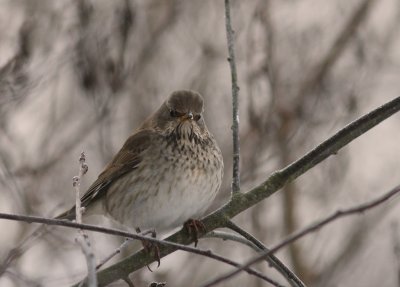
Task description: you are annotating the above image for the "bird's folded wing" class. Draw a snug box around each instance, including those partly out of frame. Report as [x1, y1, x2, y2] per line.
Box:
[55, 129, 156, 220]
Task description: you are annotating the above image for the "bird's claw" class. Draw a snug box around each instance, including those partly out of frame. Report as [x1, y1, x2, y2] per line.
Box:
[184, 219, 206, 247]
[136, 228, 161, 271]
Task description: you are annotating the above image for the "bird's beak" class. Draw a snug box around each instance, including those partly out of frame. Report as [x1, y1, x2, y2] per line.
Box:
[181, 111, 193, 121]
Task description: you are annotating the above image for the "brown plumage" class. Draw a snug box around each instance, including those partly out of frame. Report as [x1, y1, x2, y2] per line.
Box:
[57, 90, 224, 232]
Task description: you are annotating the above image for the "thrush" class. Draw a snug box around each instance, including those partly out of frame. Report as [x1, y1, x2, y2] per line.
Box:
[57, 90, 224, 234]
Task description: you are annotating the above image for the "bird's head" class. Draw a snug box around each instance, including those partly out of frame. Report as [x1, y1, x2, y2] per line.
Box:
[143, 90, 209, 142]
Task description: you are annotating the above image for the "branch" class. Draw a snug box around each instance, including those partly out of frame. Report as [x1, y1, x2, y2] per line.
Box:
[72, 152, 97, 287]
[0, 214, 278, 287]
[206, 230, 300, 286]
[226, 220, 305, 287]
[73, 152, 88, 225]
[224, 0, 240, 194]
[202, 184, 400, 286]
[239, 95, 400, 210]
[391, 222, 400, 287]
[272, 184, 400, 253]
[205, 231, 260, 251]
[95, 238, 131, 270]
[0, 224, 48, 277]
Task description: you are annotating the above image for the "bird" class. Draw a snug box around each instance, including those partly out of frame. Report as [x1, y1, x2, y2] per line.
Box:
[56, 90, 224, 236]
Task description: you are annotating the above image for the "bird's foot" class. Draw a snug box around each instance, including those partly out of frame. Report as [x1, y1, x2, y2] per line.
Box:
[136, 228, 160, 271]
[184, 219, 206, 247]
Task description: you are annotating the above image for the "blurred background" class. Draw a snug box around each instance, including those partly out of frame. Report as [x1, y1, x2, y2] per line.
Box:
[0, 0, 400, 286]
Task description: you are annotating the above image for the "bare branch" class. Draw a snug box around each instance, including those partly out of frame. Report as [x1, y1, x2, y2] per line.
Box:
[0, 214, 278, 286]
[96, 238, 131, 270]
[73, 152, 97, 287]
[236, 96, 400, 214]
[205, 231, 260, 251]
[74, 152, 88, 224]
[76, 233, 97, 287]
[224, 0, 240, 194]
[202, 184, 400, 286]
[391, 222, 400, 287]
[0, 225, 48, 277]
[226, 220, 305, 287]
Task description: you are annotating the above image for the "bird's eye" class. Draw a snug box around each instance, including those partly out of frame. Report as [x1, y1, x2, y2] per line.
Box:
[170, 110, 180, 117]
[194, 114, 201, 121]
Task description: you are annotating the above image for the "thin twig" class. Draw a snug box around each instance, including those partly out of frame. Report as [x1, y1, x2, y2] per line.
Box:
[226, 220, 305, 287]
[271, 184, 400, 253]
[205, 231, 260, 251]
[391, 222, 400, 287]
[73, 152, 88, 224]
[202, 184, 400, 286]
[205, 230, 304, 287]
[96, 238, 131, 270]
[73, 152, 97, 287]
[224, 0, 240, 194]
[77, 233, 97, 287]
[0, 224, 48, 277]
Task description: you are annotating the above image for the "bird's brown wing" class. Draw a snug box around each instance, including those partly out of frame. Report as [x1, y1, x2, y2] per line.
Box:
[56, 129, 155, 220]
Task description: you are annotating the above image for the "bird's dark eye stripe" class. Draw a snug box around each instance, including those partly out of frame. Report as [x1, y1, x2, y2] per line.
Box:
[170, 110, 202, 121]
[170, 110, 185, 117]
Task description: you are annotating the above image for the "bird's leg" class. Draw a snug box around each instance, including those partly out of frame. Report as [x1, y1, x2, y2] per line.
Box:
[184, 219, 206, 247]
[136, 228, 160, 270]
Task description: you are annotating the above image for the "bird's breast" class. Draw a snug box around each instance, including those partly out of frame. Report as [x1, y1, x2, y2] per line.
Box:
[105, 135, 223, 232]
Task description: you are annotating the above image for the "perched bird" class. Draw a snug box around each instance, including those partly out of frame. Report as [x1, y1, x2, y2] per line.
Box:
[57, 90, 224, 234]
